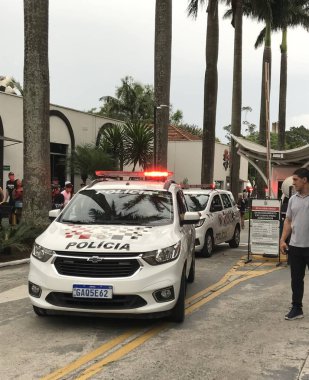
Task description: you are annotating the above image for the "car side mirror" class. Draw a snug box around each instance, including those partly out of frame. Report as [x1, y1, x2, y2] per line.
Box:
[182, 211, 201, 225]
[49, 209, 60, 221]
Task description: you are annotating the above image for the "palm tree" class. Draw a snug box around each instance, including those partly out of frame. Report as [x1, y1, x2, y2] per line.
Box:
[23, 0, 51, 227]
[123, 121, 154, 171]
[229, 0, 243, 200]
[274, 1, 309, 149]
[154, 0, 172, 169]
[187, 0, 219, 184]
[70, 144, 116, 183]
[98, 124, 125, 170]
[98, 76, 154, 123]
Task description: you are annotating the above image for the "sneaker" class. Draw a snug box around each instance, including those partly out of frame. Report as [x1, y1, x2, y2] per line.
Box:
[285, 307, 304, 320]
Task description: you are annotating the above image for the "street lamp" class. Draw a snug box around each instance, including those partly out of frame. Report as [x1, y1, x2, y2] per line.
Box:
[153, 104, 169, 167]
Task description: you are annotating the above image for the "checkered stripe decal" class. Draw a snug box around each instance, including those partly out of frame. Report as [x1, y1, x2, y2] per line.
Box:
[63, 225, 152, 240]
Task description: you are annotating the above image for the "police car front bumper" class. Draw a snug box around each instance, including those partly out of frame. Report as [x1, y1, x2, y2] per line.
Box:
[28, 253, 185, 315]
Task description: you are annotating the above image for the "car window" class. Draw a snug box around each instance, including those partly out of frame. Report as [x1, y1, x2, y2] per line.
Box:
[210, 194, 223, 212]
[228, 193, 236, 206]
[58, 189, 174, 226]
[221, 193, 232, 209]
[184, 193, 209, 212]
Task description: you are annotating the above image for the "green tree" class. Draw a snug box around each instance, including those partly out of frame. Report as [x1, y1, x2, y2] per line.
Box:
[71, 144, 116, 183]
[96, 76, 154, 122]
[274, 1, 309, 149]
[285, 125, 309, 148]
[23, 0, 51, 227]
[177, 123, 203, 138]
[171, 109, 183, 126]
[123, 121, 154, 171]
[188, 0, 219, 184]
[155, 0, 172, 168]
[99, 124, 125, 170]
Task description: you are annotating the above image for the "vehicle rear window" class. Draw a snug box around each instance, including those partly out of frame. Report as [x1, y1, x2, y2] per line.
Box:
[58, 189, 174, 226]
[184, 193, 209, 212]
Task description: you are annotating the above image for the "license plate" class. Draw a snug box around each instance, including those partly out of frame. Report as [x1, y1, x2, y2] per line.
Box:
[72, 285, 113, 299]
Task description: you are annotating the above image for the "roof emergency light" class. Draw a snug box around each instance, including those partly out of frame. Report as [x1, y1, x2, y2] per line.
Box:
[95, 170, 173, 180]
[181, 183, 216, 190]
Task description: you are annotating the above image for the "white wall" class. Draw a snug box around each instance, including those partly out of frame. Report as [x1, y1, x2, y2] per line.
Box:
[168, 140, 248, 188]
[0, 92, 120, 187]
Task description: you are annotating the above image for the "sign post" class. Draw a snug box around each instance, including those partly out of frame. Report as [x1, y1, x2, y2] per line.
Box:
[248, 199, 281, 260]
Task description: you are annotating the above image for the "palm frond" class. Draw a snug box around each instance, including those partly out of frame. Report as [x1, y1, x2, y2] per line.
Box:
[254, 27, 266, 49]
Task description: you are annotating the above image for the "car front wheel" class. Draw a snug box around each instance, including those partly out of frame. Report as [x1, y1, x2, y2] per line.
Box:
[169, 268, 186, 323]
[229, 225, 240, 248]
[187, 252, 195, 283]
[201, 231, 214, 257]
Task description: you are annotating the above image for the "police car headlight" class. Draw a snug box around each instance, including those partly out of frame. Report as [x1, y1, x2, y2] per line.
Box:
[142, 242, 181, 265]
[195, 218, 205, 228]
[32, 243, 55, 262]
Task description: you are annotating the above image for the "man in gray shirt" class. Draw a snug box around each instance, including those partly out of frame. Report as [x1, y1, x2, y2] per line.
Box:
[280, 167, 309, 320]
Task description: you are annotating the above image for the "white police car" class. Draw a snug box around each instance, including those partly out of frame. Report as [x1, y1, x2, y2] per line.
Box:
[183, 186, 241, 257]
[28, 171, 200, 322]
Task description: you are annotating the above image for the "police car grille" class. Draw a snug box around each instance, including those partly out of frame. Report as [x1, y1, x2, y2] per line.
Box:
[46, 292, 147, 309]
[54, 257, 140, 278]
[55, 251, 139, 258]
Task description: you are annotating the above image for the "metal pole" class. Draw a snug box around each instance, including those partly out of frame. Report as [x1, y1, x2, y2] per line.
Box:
[265, 62, 272, 198]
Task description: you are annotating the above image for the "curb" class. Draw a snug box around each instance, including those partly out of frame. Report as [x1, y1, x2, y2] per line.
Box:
[0, 258, 30, 268]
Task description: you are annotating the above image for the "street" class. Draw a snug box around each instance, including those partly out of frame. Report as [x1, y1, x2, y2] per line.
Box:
[1, 226, 309, 380]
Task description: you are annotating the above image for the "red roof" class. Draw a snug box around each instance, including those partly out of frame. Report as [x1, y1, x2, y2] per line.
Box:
[168, 125, 202, 141]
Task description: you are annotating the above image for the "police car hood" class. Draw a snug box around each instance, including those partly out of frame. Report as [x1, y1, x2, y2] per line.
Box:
[37, 222, 179, 253]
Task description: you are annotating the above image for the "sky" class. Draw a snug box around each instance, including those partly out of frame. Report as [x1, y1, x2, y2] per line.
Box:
[1, 0, 309, 142]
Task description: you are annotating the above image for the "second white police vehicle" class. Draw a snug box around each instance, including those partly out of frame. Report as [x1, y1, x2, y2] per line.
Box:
[28, 171, 200, 322]
[183, 185, 241, 257]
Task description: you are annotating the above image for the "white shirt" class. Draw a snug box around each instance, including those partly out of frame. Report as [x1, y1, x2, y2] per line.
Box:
[61, 190, 72, 206]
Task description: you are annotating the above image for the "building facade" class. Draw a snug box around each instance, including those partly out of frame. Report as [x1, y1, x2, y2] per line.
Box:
[0, 92, 248, 191]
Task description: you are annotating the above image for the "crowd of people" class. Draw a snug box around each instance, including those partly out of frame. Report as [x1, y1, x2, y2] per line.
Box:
[0, 172, 75, 226]
[0, 172, 23, 225]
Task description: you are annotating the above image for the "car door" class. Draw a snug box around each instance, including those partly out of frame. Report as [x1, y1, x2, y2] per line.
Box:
[219, 193, 234, 240]
[176, 190, 194, 272]
[209, 194, 224, 244]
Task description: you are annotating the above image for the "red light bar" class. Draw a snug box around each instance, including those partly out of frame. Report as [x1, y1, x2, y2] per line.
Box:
[143, 171, 171, 177]
[95, 170, 173, 179]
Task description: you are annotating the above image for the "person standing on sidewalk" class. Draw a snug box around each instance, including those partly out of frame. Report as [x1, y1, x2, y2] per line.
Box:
[280, 168, 309, 320]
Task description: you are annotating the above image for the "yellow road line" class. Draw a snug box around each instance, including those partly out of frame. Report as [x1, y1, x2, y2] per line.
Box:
[186, 267, 282, 315]
[42, 257, 283, 380]
[75, 324, 167, 380]
[41, 329, 139, 380]
[75, 265, 283, 379]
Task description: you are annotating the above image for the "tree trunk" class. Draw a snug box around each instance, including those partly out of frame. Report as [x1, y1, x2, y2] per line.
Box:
[230, 0, 242, 200]
[257, 21, 271, 199]
[201, 0, 219, 184]
[154, 0, 172, 169]
[278, 28, 287, 150]
[23, 0, 51, 227]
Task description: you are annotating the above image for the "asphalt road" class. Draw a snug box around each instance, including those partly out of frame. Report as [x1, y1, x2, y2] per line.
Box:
[1, 225, 309, 380]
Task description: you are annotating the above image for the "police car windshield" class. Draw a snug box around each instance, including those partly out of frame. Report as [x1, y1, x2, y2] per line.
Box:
[184, 193, 209, 212]
[58, 189, 174, 226]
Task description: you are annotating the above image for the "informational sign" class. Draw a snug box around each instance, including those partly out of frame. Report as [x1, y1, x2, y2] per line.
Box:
[3, 165, 10, 171]
[250, 199, 281, 256]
